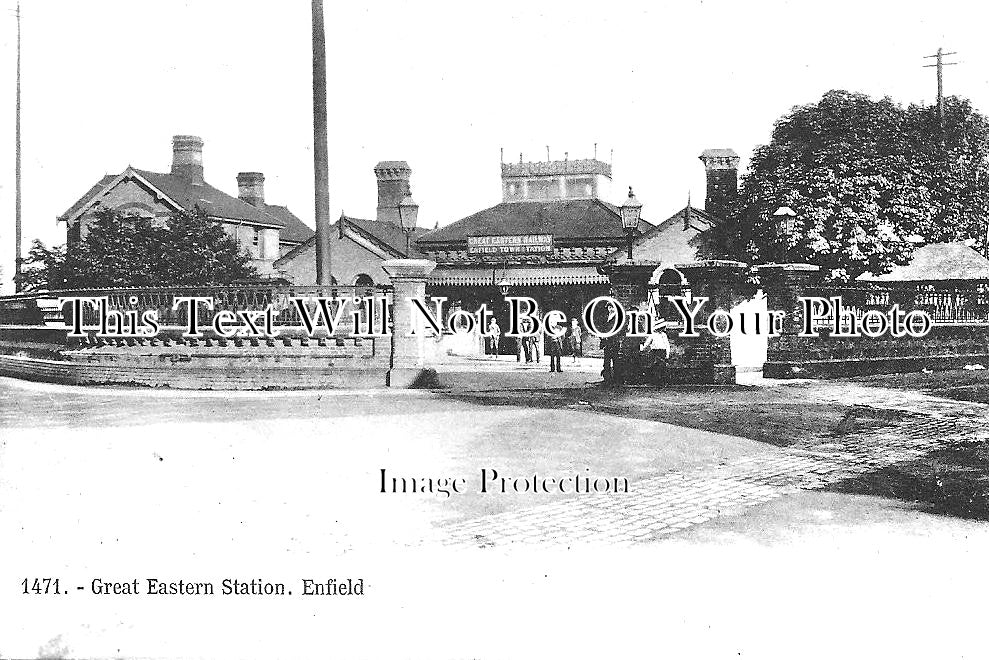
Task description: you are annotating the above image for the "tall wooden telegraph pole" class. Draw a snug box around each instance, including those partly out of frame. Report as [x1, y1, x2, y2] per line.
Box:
[312, 0, 332, 285]
[14, 1, 22, 291]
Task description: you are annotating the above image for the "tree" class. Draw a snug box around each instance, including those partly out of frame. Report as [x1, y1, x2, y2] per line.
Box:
[18, 240, 67, 291]
[905, 97, 989, 246]
[20, 207, 258, 290]
[700, 90, 989, 280]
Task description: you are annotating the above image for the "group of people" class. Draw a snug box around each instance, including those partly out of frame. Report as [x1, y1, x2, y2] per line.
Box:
[483, 317, 582, 373]
[479, 301, 672, 381]
[602, 305, 671, 385]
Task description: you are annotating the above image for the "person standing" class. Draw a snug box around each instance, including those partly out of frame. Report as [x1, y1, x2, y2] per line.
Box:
[600, 303, 623, 384]
[527, 334, 541, 364]
[639, 316, 671, 383]
[547, 317, 565, 373]
[487, 318, 501, 356]
[568, 318, 582, 364]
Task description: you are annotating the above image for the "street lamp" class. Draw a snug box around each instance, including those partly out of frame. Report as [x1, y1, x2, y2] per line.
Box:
[496, 261, 511, 296]
[397, 188, 419, 255]
[773, 206, 797, 262]
[620, 186, 642, 261]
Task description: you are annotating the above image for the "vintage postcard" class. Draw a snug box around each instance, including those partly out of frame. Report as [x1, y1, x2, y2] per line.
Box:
[3, 1, 989, 658]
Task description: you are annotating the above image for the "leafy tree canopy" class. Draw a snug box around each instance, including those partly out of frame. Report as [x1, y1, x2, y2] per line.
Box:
[21, 207, 259, 290]
[700, 90, 989, 281]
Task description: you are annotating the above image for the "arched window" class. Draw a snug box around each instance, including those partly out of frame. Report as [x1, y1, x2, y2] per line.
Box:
[353, 274, 375, 300]
[656, 268, 686, 320]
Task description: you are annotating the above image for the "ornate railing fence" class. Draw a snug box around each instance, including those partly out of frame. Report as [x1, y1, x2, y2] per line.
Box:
[801, 280, 989, 329]
[0, 284, 392, 329]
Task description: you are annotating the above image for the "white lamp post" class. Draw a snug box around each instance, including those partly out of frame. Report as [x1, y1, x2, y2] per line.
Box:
[773, 206, 797, 262]
[620, 186, 643, 261]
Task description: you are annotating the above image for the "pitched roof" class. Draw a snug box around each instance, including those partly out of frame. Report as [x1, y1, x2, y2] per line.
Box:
[643, 205, 719, 239]
[344, 215, 428, 258]
[858, 242, 989, 281]
[58, 168, 311, 244]
[272, 214, 426, 267]
[417, 199, 652, 245]
[57, 175, 116, 222]
[262, 204, 314, 244]
[131, 168, 281, 227]
[606, 205, 718, 262]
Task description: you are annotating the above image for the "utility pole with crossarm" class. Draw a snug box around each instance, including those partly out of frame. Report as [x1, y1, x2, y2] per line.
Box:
[924, 47, 958, 132]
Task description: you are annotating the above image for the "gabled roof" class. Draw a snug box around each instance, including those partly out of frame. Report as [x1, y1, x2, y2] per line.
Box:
[417, 199, 652, 245]
[344, 215, 428, 258]
[262, 205, 314, 244]
[636, 205, 718, 243]
[58, 167, 310, 240]
[605, 205, 718, 261]
[272, 214, 426, 267]
[130, 168, 281, 227]
[858, 242, 989, 281]
[58, 175, 117, 222]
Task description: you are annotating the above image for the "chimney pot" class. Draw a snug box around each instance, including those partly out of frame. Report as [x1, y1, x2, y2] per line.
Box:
[237, 172, 265, 207]
[171, 135, 204, 184]
[698, 148, 739, 220]
[374, 160, 411, 224]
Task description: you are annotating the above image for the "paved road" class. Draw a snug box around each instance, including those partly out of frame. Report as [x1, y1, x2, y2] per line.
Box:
[4, 376, 989, 659]
[0, 376, 767, 547]
[5, 375, 987, 549]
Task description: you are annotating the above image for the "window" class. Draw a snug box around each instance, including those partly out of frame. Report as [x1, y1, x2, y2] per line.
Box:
[528, 180, 549, 199]
[567, 177, 594, 198]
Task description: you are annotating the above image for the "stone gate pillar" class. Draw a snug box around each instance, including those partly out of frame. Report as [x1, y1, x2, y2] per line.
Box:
[599, 261, 660, 384]
[669, 260, 748, 385]
[381, 258, 436, 387]
[756, 263, 820, 378]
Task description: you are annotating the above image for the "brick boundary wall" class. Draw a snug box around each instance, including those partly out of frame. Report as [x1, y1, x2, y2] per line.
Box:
[0, 325, 396, 390]
[764, 324, 989, 378]
[0, 353, 391, 390]
[0, 273, 447, 390]
[759, 264, 989, 379]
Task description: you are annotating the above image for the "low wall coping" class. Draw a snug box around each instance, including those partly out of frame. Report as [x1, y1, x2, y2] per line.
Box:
[753, 263, 821, 272]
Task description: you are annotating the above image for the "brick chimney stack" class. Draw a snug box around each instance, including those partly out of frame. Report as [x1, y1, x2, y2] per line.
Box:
[171, 135, 204, 184]
[374, 161, 411, 224]
[237, 172, 265, 207]
[698, 148, 739, 220]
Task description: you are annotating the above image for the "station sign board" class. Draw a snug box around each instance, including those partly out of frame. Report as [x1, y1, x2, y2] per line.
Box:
[467, 234, 553, 255]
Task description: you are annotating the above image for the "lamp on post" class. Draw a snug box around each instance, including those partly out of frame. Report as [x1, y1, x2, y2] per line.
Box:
[773, 206, 797, 263]
[620, 186, 642, 261]
[497, 261, 511, 296]
[397, 189, 419, 255]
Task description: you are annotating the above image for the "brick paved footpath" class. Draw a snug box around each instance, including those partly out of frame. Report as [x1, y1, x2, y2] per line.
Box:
[434, 382, 989, 547]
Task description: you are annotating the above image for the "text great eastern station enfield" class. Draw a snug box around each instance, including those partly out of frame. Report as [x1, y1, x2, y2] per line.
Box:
[87, 577, 364, 596]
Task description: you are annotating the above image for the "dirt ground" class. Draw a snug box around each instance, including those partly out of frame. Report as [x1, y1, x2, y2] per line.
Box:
[855, 367, 989, 404]
[446, 384, 904, 447]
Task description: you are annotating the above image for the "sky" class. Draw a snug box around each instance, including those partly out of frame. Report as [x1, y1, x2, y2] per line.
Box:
[0, 0, 985, 292]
